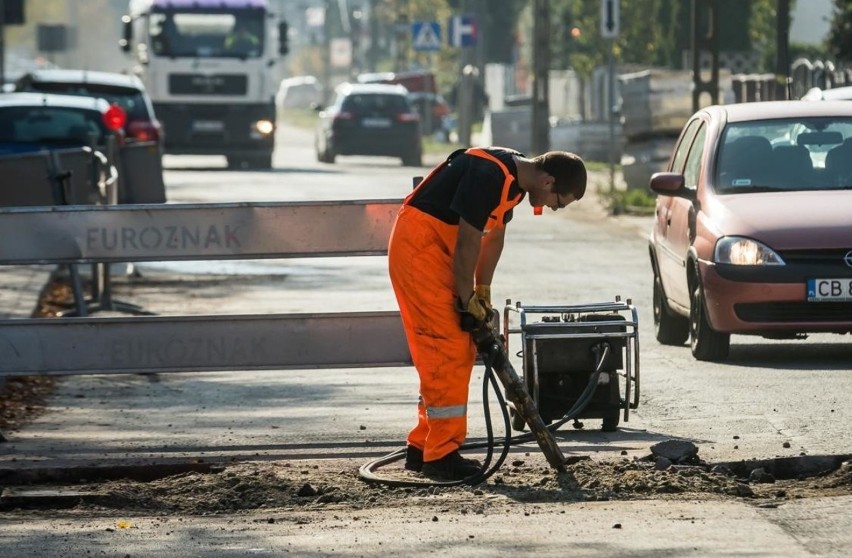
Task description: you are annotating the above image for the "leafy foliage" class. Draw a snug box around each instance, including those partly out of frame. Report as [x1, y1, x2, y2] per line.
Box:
[548, 0, 782, 77]
[827, 0, 852, 61]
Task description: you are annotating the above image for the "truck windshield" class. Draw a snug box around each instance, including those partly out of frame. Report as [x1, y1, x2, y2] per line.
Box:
[149, 10, 265, 59]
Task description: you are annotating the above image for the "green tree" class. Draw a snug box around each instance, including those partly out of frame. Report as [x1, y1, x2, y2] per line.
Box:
[548, 0, 781, 77]
[827, 0, 852, 61]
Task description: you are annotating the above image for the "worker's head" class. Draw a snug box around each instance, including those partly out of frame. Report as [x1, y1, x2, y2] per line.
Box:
[534, 150, 587, 201]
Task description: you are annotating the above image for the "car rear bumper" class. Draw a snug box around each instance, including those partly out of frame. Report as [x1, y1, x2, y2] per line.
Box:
[332, 129, 420, 157]
[701, 263, 852, 334]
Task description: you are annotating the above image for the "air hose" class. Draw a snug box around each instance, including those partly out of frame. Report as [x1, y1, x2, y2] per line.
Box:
[358, 342, 611, 487]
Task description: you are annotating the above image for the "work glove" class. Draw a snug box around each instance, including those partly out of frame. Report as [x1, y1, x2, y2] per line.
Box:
[474, 284, 492, 311]
[465, 292, 488, 323]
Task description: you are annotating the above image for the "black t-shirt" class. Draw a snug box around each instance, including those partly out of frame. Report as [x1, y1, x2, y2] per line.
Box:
[407, 147, 525, 231]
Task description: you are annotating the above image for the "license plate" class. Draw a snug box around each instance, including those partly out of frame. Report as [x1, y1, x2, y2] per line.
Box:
[192, 120, 224, 132]
[807, 278, 852, 301]
[361, 117, 391, 128]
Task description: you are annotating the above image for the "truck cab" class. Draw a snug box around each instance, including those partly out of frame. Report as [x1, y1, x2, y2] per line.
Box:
[121, 0, 288, 169]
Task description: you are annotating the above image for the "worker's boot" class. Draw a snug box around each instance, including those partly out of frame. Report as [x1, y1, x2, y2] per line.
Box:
[421, 450, 482, 480]
[404, 445, 423, 472]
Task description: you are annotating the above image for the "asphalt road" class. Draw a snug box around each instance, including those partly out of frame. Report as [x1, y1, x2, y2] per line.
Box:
[2, 123, 851, 556]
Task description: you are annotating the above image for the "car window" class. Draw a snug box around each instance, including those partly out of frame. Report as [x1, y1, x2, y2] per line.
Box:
[21, 83, 150, 121]
[0, 107, 106, 151]
[716, 117, 852, 192]
[682, 123, 707, 191]
[670, 118, 702, 173]
[341, 94, 410, 114]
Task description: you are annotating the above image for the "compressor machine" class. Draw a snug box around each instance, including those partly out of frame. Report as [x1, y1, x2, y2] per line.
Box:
[503, 296, 640, 434]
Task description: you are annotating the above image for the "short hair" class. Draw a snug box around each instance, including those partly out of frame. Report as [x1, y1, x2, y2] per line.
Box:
[533, 151, 587, 200]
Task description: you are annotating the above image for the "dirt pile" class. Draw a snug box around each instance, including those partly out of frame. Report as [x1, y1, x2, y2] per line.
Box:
[14, 454, 842, 517]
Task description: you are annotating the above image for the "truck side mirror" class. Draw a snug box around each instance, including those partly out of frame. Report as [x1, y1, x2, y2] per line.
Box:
[278, 21, 289, 55]
[119, 15, 132, 52]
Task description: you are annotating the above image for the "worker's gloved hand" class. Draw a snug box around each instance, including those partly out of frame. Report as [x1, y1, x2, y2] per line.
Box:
[465, 292, 488, 323]
[474, 284, 492, 311]
[457, 293, 487, 332]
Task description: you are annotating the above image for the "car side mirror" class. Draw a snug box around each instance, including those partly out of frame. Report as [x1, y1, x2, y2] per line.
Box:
[649, 172, 695, 201]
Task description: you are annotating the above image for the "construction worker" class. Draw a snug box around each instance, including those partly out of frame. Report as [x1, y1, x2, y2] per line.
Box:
[388, 147, 587, 480]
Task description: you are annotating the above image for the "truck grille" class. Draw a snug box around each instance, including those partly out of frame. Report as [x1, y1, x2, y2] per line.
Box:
[169, 74, 247, 96]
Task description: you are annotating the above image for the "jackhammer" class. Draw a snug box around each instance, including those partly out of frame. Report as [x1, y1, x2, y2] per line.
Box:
[359, 297, 640, 487]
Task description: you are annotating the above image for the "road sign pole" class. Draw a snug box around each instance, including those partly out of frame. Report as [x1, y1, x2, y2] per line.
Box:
[600, 0, 619, 192]
[608, 40, 615, 193]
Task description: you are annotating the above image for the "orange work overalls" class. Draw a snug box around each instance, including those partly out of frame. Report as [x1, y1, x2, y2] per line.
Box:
[388, 148, 522, 462]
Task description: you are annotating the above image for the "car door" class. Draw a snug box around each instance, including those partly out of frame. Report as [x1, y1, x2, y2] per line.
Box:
[655, 118, 702, 309]
[662, 122, 708, 308]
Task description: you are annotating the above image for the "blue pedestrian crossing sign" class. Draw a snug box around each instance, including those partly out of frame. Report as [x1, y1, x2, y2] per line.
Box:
[412, 21, 441, 51]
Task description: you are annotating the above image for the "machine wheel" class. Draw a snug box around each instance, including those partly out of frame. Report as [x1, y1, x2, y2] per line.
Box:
[601, 414, 620, 432]
[654, 273, 689, 345]
[226, 155, 242, 169]
[509, 406, 527, 432]
[690, 278, 730, 361]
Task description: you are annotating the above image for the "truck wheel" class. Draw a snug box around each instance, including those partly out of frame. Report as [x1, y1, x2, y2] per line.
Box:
[247, 154, 273, 169]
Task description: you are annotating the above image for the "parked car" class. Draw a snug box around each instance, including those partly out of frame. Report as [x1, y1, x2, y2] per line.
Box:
[0, 92, 123, 155]
[314, 83, 422, 167]
[276, 75, 323, 111]
[0, 92, 127, 206]
[648, 100, 852, 361]
[14, 69, 163, 150]
[801, 86, 852, 101]
[407, 91, 452, 138]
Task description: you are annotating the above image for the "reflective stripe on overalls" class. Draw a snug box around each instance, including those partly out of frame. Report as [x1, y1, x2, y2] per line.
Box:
[389, 148, 522, 462]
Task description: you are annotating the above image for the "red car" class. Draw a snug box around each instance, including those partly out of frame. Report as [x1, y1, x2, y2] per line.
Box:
[649, 100, 852, 361]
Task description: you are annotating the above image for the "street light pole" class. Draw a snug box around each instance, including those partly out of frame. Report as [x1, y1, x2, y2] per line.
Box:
[531, 0, 550, 155]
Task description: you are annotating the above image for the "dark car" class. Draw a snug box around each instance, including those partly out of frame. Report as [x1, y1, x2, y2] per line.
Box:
[648, 100, 852, 361]
[0, 92, 120, 156]
[14, 69, 163, 149]
[0, 92, 127, 206]
[315, 83, 422, 167]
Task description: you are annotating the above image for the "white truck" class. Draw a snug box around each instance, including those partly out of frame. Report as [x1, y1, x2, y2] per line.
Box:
[120, 0, 288, 169]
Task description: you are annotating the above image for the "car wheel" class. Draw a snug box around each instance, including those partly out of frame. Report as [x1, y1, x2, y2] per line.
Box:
[401, 150, 422, 167]
[689, 278, 731, 361]
[226, 156, 242, 169]
[653, 273, 689, 345]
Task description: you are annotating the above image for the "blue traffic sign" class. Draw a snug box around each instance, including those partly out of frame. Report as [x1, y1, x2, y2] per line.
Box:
[449, 15, 477, 47]
[412, 21, 441, 51]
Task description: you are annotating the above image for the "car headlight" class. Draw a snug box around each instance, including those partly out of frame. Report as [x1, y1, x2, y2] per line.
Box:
[714, 236, 785, 266]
